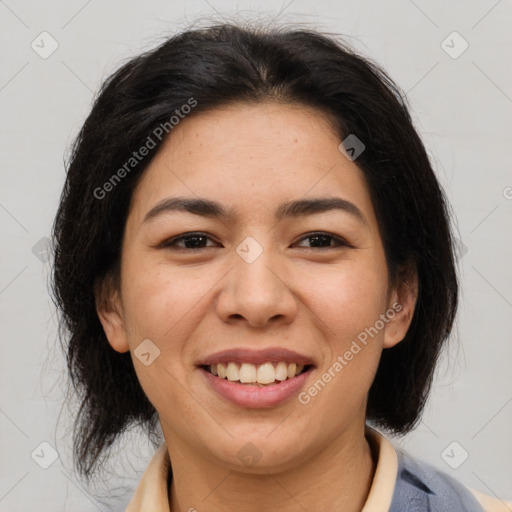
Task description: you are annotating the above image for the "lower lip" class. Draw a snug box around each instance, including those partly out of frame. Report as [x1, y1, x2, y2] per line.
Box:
[200, 367, 313, 408]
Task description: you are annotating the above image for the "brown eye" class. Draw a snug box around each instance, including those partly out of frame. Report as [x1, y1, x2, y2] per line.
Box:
[161, 232, 220, 250]
[294, 232, 352, 249]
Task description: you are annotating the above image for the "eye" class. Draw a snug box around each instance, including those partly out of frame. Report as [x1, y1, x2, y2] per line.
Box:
[293, 232, 352, 249]
[158, 231, 352, 251]
[160, 232, 221, 250]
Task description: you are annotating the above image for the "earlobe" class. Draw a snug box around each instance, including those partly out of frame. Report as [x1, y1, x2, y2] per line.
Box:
[383, 269, 418, 349]
[95, 279, 130, 354]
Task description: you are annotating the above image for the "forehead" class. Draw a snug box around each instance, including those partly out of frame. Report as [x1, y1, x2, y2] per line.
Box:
[126, 101, 377, 228]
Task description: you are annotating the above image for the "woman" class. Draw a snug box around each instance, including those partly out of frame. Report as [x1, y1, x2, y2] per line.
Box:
[51, 22, 510, 511]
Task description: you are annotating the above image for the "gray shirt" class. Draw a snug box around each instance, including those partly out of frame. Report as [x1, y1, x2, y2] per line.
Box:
[391, 449, 486, 511]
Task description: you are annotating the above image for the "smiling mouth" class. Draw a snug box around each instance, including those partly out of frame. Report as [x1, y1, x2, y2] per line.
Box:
[201, 361, 313, 386]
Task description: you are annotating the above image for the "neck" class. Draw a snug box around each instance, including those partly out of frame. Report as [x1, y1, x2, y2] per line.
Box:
[165, 422, 376, 512]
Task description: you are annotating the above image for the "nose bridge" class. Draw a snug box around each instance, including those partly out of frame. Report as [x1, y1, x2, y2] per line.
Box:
[216, 234, 297, 327]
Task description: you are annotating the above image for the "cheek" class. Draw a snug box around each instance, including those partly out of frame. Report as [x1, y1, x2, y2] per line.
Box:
[124, 273, 176, 337]
[120, 257, 208, 412]
[299, 258, 388, 343]
[120, 254, 193, 343]
[297, 263, 387, 422]
[121, 254, 223, 356]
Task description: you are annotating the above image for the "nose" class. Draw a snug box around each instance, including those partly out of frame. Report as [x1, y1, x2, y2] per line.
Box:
[215, 247, 298, 329]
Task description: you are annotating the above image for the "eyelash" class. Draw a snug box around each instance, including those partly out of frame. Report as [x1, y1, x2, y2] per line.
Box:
[159, 231, 353, 251]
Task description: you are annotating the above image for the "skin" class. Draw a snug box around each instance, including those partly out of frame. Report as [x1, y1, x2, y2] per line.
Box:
[97, 101, 418, 512]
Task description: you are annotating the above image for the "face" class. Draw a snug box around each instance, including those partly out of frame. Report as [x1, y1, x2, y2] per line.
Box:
[98, 101, 416, 473]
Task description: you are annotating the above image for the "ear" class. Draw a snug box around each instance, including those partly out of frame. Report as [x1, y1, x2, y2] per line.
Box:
[94, 275, 130, 353]
[383, 264, 418, 349]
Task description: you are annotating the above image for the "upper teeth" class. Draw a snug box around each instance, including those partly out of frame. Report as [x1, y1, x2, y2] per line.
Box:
[210, 362, 306, 385]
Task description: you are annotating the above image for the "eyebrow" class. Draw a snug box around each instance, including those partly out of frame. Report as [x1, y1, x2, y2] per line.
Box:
[143, 196, 368, 226]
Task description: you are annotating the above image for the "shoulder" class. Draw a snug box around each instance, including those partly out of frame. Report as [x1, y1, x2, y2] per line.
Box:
[390, 450, 511, 512]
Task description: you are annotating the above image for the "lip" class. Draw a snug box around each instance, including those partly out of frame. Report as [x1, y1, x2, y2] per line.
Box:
[196, 347, 316, 367]
[200, 366, 314, 408]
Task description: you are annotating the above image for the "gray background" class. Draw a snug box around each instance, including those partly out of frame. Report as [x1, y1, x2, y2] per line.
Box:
[1, 0, 511, 510]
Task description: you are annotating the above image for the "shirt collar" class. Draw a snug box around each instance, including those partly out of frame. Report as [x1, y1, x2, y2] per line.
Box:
[126, 425, 399, 512]
[125, 441, 172, 512]
[362, 426, 399, 511]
